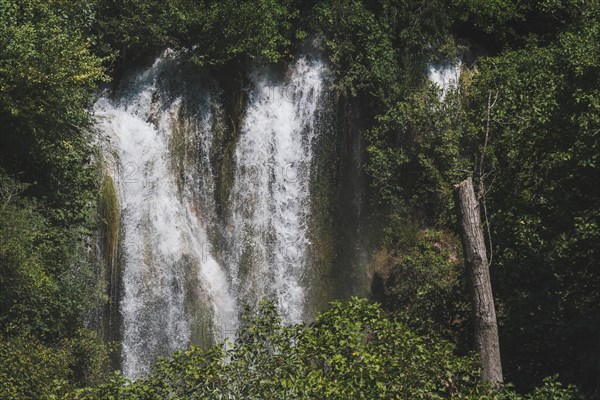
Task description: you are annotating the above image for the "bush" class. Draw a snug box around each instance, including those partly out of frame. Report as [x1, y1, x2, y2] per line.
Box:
[0, 330, 111, 400]
[371, 226, 471, 345]
[68, 299, 581, 399]
[71, 298, 481, 399]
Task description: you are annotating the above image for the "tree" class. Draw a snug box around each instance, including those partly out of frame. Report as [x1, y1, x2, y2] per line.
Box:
[0, 0, 107, 227]
[0, 1, 111, 391]
[454, 177, 503, 387]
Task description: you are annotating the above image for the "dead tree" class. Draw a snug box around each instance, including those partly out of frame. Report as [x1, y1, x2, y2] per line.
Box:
[454, 177, 503, 387]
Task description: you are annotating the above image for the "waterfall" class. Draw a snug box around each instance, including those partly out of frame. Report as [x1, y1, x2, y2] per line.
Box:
[94, 53, 236, 379]
[227, 58, 326, 324]
[93, 52, 328, 378]
[427, 61, 462, 99]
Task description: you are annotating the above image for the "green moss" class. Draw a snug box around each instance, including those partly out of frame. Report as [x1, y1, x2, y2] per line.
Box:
[168, 106, 193, 198]
[180, 256, 216, 348]
[98, 175, 121, 357]
[99, 176, 119, 267]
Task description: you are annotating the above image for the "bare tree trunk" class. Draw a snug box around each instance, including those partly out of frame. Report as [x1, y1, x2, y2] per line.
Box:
[454, 177, 503, 387]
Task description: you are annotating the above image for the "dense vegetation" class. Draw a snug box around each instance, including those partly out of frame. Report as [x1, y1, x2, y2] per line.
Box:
[66, 299, 578, 399]
[0, 0, 598, 398]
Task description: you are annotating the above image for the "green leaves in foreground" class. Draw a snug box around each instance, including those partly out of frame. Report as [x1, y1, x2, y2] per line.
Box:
[0, 330, 111, 400]
[65, 298, 576, 399]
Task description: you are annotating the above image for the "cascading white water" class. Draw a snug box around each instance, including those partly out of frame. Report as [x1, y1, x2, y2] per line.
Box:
[428, 61, 462, 99]
[94, 53, 236, 379]
[227, 57, 325, 324]
[93, 51, 327, 378]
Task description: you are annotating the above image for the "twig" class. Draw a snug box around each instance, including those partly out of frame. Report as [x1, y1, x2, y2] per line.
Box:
[479, 90, 497, 267]
[479, 90, 497, 198]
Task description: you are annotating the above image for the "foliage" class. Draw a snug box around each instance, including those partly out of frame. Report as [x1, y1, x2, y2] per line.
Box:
[311, 0, 398, 99]
[93, 0, 170, 63]
[66, 300, 579, 399]
[94, 0, 299, 69]
[366, 80, 472, 222]
[0, 330, 111, 400]
[311, 0, 454, 103]
[450, 0, 590, 52]
[0, 333, 74, 400]
[492, 376, 581, 400]
[0, 0, 598, 396]
[371, 226, 471, 346]
[0, 0, 105, 130]
[185, 0, 298, 67]
[365, 1, 599, 393]
[0, 0, 106, 227]
[465, 5, 600, 390]
[70, 298, 484, 399]
[0, 173, 99, 340]
[0, 173, 58, 337]
[0, 2, 110, 396]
